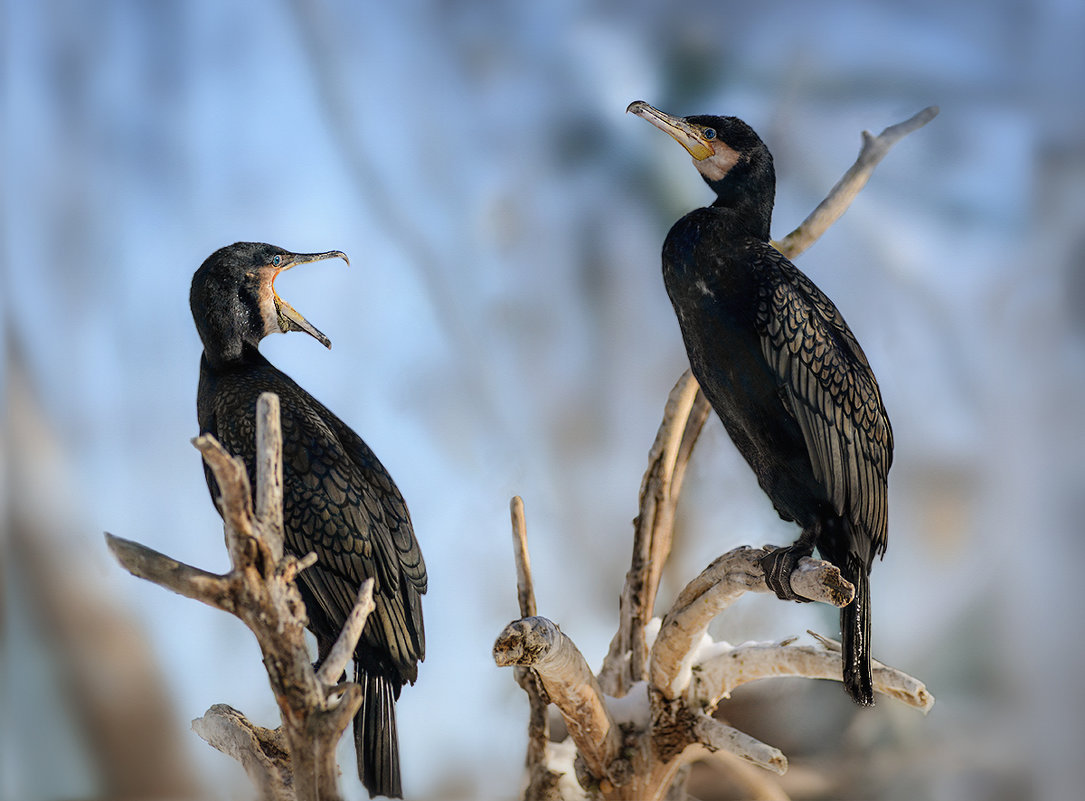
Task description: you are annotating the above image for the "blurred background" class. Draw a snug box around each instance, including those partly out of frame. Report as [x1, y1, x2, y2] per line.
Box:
[4, 0, 1084, 799]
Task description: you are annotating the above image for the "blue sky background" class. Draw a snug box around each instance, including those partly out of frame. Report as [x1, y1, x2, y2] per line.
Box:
[4, 1, 1085, 799]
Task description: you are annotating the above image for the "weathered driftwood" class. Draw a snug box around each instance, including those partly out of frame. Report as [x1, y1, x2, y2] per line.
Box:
[494, 108, 939, 801]
[106, 393, 375, 801]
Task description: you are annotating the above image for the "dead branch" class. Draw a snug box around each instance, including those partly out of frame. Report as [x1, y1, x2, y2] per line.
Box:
[106, 392, 374, 801]
[494, 616, 623, 786]
[773, 106, 940, 259]
[316, 578, 375, 686]
[600, 371, 711, 697]
[688, 635, 934, 713]
[650, 549, 854, 699]
[191, 705, 293, 801]
[508, 497, 564, 801]
[691, 714, 787, 774]
[512, 495, 539, 619]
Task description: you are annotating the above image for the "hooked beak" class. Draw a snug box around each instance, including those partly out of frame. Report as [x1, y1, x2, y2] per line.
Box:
[272, 250, 349, 349]
[627, 100, 714, 161]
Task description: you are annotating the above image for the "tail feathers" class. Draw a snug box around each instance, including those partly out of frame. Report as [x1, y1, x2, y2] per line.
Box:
[355, 667, 402, 798]
[839, 555, 874, 706]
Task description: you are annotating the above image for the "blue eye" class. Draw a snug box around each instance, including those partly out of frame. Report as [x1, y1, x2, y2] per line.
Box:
[272, 255, 282, 267]
[703, 128, 717, 140]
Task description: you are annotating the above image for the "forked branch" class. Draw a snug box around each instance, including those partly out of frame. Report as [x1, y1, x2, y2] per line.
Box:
[107, 393, 374, 801]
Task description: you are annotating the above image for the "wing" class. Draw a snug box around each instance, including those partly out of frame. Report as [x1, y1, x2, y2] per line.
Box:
[280, 393, 427, 681]
[755, 246, 893, 559]
[200, 359, 426, 682]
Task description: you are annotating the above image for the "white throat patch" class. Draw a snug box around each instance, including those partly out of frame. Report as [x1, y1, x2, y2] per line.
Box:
[694, 142, 740, 182]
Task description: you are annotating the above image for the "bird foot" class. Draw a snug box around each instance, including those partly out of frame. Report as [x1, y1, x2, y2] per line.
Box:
[760, 544, 815, 602]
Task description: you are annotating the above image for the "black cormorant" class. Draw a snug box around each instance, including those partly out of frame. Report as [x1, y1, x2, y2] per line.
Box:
[628, 101, 893, 705]
[190, 242, 426, 795]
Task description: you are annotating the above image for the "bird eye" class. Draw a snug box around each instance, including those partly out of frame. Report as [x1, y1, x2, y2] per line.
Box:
[271, 255, 282, 267]
[703, 128, 717, 140]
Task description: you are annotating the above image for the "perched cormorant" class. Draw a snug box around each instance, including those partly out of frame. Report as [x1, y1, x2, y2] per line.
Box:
[628, 101, 893, 705]
[190, 242, 426, 796]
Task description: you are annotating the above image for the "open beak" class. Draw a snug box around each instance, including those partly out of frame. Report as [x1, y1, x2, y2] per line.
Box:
[627, 100, 714, 160]
[272, 250, 349, 349]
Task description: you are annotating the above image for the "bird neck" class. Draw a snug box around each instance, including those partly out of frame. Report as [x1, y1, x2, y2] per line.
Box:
[703, 159, 775, 241]
[201, 339, 267, 372]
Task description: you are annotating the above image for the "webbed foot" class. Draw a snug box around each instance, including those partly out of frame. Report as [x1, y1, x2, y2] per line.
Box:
[760, 543, 815, 602]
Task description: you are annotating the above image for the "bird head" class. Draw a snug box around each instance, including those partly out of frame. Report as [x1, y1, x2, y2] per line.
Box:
[627, 101, 775, 232]
[190, 242, 349, 365]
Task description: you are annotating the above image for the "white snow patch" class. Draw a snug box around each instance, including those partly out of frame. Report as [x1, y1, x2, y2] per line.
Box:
[604, 681, 650, 729]
[547, 737, 586, 800]
[644, 616, 662, 649]
[669, 629, 720, 697]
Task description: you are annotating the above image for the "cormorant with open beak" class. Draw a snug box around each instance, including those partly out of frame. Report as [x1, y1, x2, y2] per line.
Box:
[190, 242, 426, 796]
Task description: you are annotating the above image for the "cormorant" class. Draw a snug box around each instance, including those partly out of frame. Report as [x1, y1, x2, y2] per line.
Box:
[190, 242, 426, 796]
[628, 101, 893, 705]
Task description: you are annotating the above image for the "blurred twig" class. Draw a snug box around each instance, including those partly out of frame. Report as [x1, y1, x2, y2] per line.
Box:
[773, 106, 940, 259]
[286, 0, 508, 438]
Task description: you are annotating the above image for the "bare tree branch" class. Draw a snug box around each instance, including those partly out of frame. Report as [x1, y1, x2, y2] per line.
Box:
[512, 495, 538, 619]
[773, 106, 940, 259]
[105, 535, 237, 612]
[107, 392, 374, 801]
[600, 371, 711, 697]
[507, 497, 563, 801]
[691, 714, 787, 775]
[191, 705, 292, 801]
[494, 616, 622, 785]
[650, 549, 854, 699]
[255, 392, 285, 560]
[316, 578, 375, 686]
[688, 636, 934, 713]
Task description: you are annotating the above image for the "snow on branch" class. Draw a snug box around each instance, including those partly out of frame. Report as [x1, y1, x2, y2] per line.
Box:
[650, 548, 854, 699]
[106, 393, 374, 801]
[688, 633, 934, 713]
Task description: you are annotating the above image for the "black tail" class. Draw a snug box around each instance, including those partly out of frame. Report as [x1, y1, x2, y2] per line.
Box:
[839, 554, 874, 706]
[355, 667, 402, 798]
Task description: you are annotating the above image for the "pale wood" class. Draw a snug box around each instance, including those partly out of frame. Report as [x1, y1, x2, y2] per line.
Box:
[650, 549, 853, 699]
[191, 705, 292, 801]
[316, 577, 375, 686]
[688, 635, 934, 713]
[507, 496, 563, 801]
[107, 394, 376, 801]
[494, 616, 622, 785]
[255, 392, 285, 560]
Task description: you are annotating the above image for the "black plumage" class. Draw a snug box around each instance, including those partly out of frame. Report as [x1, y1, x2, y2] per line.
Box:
[629, 102, 893, 705]
[190, 242, 426, 796]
